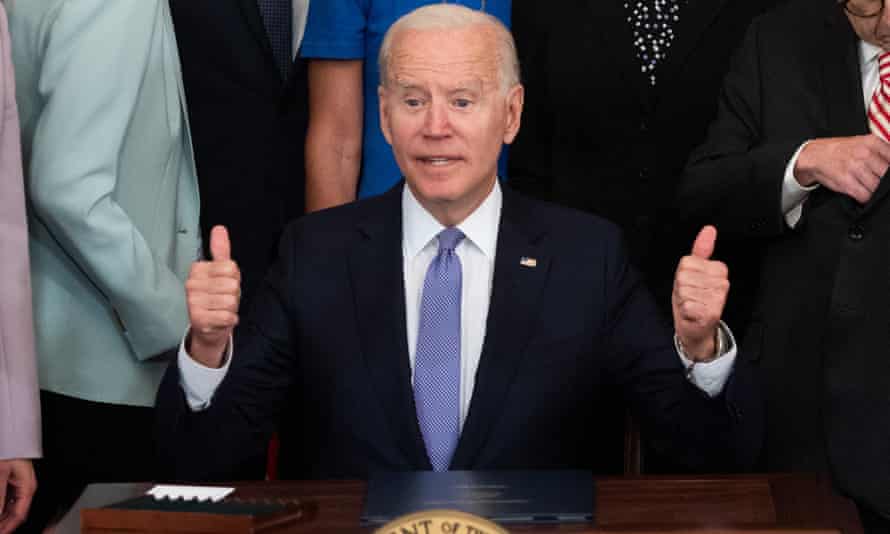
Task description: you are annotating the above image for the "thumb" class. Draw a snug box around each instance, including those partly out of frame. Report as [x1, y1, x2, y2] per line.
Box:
[691, 225, 717, 259]
[209, 225, 231, 262]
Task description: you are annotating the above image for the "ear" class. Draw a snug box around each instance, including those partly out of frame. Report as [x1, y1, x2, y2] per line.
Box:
[502, 83, 524, 145]
[378, 85, 394, 146]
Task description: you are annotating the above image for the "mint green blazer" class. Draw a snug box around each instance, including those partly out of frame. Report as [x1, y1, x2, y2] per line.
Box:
[10, 0, 200, 406]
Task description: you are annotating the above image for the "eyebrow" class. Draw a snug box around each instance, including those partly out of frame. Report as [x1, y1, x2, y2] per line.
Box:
[393, 81, 426, 92]
[445, 79, 484, 93]
[449, 84, 482, 94]
[392, 79, 484, 94]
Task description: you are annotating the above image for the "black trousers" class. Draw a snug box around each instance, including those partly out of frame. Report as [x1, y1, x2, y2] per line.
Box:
[17, 391, 155, 534]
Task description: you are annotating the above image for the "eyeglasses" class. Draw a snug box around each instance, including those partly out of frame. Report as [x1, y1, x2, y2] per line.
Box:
[842, 0, 884, 18]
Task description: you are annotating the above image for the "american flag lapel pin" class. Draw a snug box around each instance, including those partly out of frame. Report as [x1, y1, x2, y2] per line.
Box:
[519, 256, 537, 268]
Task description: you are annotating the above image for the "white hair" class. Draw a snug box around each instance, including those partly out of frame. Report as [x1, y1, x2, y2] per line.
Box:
[378, 4, 520, 92]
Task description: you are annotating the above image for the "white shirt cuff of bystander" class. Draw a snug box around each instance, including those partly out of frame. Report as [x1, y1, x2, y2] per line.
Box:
[782, 141, 819, 228]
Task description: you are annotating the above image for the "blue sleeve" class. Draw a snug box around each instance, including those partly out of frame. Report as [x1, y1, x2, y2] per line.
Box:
[300, 0, 369, 60]
[490, 0, 511, 28]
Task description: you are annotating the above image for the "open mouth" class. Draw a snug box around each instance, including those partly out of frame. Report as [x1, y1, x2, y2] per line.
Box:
[418, 156, 462, 167]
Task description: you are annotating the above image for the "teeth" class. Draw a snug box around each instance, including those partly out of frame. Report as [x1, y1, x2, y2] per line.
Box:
[426, 158, 451, 166]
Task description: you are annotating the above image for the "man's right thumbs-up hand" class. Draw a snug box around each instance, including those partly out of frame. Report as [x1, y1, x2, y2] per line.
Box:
[185, 225, 241, 368]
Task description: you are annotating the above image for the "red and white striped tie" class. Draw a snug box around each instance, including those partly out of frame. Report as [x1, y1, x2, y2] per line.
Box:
[868, 51, 890, 142]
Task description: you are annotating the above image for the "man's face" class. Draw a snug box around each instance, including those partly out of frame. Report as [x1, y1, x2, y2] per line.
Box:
[379, 25, 523, 225]
[846, 3, 890, 49]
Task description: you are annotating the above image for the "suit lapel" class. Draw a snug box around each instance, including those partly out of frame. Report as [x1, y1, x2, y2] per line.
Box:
[348, 188, 430, 469]
[818, 4, 879, 217]
[450, 189, 552, 469]
[654, 0, 728, 96]
[237, 0, 281, 78]
[590, 0, 649, 109]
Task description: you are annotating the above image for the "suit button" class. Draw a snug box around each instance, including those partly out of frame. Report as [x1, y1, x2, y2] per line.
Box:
[728, 403, 743, 421]
[848, 225, 864, 241]
[640, 121, 648, 133]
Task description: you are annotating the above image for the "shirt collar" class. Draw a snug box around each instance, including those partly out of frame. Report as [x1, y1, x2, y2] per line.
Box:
[402, 180, 502, 260]
[861, 40, 883, 68]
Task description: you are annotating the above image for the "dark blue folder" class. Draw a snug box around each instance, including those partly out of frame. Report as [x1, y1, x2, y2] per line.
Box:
[361, 470, 594, 525]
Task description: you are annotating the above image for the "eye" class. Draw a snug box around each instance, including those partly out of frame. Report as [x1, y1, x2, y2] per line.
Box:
[453, 98, 473, 109]
[404, 98, 424, 108]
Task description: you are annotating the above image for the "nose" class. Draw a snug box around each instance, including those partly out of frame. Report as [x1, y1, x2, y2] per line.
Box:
[422, 99, 452, 138]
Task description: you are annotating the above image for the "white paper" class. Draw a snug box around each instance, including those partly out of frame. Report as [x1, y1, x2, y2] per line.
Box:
[147, 484, 235, 502]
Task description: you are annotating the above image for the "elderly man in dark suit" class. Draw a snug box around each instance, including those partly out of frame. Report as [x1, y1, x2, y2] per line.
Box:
[680, 0, 890, 530]
[157, 4, 761, 483]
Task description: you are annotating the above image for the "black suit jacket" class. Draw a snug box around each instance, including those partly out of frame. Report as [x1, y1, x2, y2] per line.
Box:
[169, 0, 308, 307]
[510, 0, 781, 325]
[679, 0, 890, 514]
[156, 185, 761, 482]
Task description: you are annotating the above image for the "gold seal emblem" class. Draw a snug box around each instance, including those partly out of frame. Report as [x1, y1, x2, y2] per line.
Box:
[374, 509, 509, 534]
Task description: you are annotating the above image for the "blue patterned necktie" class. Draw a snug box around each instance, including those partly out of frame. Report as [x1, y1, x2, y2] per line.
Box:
[257, 0, 293, 79]
[414, 227, 465, 472]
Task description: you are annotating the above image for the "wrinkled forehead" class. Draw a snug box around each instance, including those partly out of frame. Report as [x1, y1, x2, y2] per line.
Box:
[386, 26, 501, 89]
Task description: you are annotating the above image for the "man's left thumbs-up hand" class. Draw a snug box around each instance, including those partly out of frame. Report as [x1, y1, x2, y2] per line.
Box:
[672, 225, 729, 362]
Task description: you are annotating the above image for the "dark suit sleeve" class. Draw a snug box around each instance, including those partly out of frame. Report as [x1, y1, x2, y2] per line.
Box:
[598, 228, 763, 472]
[677, 16, 802, 240]
[156, 225, 303, 482]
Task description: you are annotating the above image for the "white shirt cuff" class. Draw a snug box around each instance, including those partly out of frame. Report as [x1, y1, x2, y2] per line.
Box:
[675, 320, 737, 398]
[177, 327, 233, 411]
[782, 141, 819, 228]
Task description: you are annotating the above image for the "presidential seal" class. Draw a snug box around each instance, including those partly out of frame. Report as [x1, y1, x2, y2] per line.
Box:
[374, 509, 509, 534]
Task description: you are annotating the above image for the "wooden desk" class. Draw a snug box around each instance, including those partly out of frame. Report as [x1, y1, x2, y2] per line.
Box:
[59, 474, 863, 533]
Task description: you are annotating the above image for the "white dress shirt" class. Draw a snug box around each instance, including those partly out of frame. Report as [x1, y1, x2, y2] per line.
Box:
[292, 0, 309, 57]
[782, 40, 883, 227]
[402, 182, 500, 429]
[179, 181, 736, 412]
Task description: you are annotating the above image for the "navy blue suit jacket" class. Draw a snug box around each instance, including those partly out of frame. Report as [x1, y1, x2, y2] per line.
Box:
[156, 185, 762, 481]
